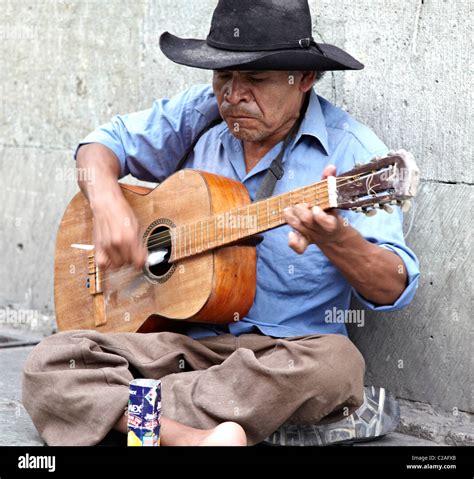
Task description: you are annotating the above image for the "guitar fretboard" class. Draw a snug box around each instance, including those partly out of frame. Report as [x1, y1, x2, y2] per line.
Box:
[169, 180, 330, 261]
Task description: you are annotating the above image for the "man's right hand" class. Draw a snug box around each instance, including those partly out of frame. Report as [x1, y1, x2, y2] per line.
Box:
[76, 143, 148, 271]
[91, 191, 148, 270]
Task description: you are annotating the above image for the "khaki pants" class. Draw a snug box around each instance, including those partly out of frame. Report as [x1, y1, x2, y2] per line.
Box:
[22, 329, 365, 446]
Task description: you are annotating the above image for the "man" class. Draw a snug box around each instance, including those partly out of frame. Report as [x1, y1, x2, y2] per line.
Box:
[23, 0, 420, 446]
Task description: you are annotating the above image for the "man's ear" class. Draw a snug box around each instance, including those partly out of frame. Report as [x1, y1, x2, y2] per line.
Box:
[300, 71, 317, 92]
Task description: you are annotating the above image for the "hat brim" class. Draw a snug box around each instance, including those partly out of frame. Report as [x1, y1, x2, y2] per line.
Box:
[159, 32, 364, 71]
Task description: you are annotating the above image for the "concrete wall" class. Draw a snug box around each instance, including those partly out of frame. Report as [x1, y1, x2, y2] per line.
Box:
[0, 1, 471, 414]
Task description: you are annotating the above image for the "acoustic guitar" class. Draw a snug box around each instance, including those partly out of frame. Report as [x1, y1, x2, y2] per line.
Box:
[54, 149, 419, 333]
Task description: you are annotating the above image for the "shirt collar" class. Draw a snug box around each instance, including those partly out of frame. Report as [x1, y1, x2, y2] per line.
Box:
[292, 88, 330, 156]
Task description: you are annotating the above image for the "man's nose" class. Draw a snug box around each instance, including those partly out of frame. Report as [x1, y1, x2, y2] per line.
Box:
[225, 77, 251, 105]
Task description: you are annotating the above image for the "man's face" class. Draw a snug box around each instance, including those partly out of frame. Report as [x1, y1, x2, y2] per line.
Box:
[212, 70, 312, 142]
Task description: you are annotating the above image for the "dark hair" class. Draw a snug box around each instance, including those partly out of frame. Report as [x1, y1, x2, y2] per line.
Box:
[314, 71, 327, 82]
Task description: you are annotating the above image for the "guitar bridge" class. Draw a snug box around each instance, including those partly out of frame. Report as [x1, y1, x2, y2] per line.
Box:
[87, 254, 103, 294]
[87, 254, 106, 327]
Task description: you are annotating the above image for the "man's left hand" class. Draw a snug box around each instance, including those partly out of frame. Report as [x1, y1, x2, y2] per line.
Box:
[283, 165, 347, 254]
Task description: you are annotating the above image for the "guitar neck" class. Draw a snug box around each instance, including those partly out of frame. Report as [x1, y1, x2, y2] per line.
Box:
[170, 179, 332, 262]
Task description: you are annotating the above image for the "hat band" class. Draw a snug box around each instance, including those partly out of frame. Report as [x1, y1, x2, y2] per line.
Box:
[206, 36, 325, 55]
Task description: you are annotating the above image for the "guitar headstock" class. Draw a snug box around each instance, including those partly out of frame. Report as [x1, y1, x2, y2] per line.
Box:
[333, 149, 420, 215]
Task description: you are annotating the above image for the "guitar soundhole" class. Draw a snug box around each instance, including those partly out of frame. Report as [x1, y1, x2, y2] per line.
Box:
[145, 225, 173, 279]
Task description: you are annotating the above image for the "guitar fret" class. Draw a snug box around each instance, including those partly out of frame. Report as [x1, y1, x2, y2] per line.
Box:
[193, 221, 196, 254]
[187, 224, 191, 257]
[176, 228, 179, 260]
[278, 196, 282, 224]
[177, 227, 180, 260]
[187, 223, 191, 256]
[172, 228, 176, 261]
[247, 204, 251, 236]
[189, 224, 192, 256]
[187, 223, 189, 256]
[189, 223, 192, 255]
[256, 202, 259, 231]
[236, 208, 241, 240]
[193, 222, 196, 254]
[183, 225, 187, 257]
[200, 220, 203, 252]
[183, 225, 186, 257]
[219, 214, 222, 246]
[170, 228, 175, 261]
[254, 203, 258, 234]
[222, 213, 225, 244]
[184, 225, 192, 256]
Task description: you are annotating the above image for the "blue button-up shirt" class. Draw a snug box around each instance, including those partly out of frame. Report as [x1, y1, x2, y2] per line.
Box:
[76, 84, 420, 339]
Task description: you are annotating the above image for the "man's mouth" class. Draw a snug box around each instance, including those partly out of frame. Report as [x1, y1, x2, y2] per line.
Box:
[227, 115, 256, 120]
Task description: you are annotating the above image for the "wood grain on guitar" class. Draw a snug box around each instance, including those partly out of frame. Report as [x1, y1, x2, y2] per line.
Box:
[54, 149, 419, 334]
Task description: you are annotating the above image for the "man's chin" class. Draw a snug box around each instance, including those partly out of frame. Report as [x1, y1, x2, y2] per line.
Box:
[228, 127, 267, 142]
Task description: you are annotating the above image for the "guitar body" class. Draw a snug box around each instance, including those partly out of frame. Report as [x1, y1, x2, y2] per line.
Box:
[54, 170, 257, 333]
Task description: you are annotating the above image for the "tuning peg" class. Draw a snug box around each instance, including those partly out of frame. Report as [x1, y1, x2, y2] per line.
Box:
[382, 204, 394, 214]
[401, 200, 412, 212]
[363, 208, 377, 217]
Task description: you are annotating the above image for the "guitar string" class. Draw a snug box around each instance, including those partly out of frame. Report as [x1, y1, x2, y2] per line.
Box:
[143, 175, 356, 248]
[145, 191, 332, 251]
[100, 172, 387, 285]
[144, 173, 375, 250]
[100, 189, 331, 285]
[144, 175, 356, 245]
[100, 196, 340, 285]
[100, 193, 330, 280]
[73, 175, 370, 246]
[98, 173, 390, 285]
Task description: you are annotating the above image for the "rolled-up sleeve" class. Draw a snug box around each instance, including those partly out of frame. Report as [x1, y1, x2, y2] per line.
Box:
[344, 205, 420, 311]
[74, 84, 219, 182]
[336, 128, 421, 311]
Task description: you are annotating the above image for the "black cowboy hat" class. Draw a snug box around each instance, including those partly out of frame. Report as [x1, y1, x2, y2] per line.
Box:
[159, 0, 364, 71]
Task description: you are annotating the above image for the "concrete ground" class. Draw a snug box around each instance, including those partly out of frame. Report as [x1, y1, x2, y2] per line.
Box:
[2, 344, 463, 448]
[0, 346, 44, 446]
